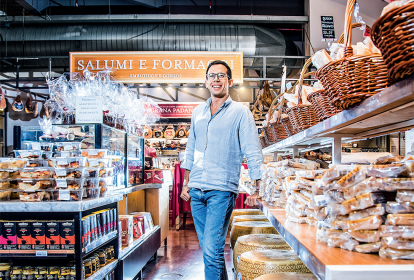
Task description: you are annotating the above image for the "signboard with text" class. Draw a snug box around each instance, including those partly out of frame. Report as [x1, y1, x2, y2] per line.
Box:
[75, 97, 103, 123]
[321, 16, 336, 40]
[146, 102, 201, 118]
[70, 51, 243, 83]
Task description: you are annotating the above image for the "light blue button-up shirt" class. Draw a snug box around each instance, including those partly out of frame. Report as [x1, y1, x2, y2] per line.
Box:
[181, 96, 263, 194]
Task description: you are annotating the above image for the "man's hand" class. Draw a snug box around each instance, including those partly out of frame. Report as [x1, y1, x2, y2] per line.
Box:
[245, 193, 258, 207]
[180, 185, 191, 202]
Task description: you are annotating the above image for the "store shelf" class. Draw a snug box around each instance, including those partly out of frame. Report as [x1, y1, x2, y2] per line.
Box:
[262, 75, 414, 155]
[85, 260, 118, 280]
[119, 226, 160, 259]
[0, 194, 123, 212]
[0, 249, 74, 257]
[257, 199, 414, 280]
[146, 138, 188, 141]
[114, 184, 162, 195]
[83, 230, 118, 255]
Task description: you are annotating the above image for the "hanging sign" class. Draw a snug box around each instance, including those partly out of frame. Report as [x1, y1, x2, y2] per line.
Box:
[70, 51, 244, 83]
[146, 102, 201, 118]
[75, 97, 103, 123]
[321, 16, 336, 41]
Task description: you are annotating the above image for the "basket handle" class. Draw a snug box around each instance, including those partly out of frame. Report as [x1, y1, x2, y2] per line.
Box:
[338, 22, 370, 44]
[267, 90, 286, 121]
[343, 0, 357, 58]
[276, 97, 285, 123]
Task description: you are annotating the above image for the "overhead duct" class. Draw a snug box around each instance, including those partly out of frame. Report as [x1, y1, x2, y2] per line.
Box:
[0, 23, 301, 77]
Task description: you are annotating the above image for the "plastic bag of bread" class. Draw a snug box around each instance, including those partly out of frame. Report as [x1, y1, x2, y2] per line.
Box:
[296, 177, 315, 188]
[327, 237, 359, 251]
[300, 190, 312, 200]
[379, 247, 414, 260]
[294, 191, 311, 206]
[355, 242, 381, 253]
[348, 204, 386, 221]
[312, 49, 332, 69]
[335, 166, 367, 191]
[372, 155, 401, 165]
[377, 178, 414, 191]
[386, 201, 414, 214]
[330, 220, 350, 230]
[296, 170, 316, 179]
[327, 203, 347, 215]
[343, 177, 379, 200]
[367, 164, 408, 178]
[380, 225, 414, 239]
[348, 230, 380, 243]
[286, 213, 307, 224]
[325, 190, 346, 203]
[316, 207, 328, 221]
[329, 192, 386, 215]
[306, 217, 318, 227]
[312, 181, 325, 196]
[386, 214, 414, 226]
[324, 229, 351, 240]
[396, 190, 414, 203]
[321, 165, 357, 185]
[347, 215, 384, 231]
[382, 237, 414, 250]
[313, 195, 328, 208]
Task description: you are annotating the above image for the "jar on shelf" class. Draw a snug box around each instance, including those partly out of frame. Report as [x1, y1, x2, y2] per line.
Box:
[164, 125, 175, 139]
[175, 125, 188, 138]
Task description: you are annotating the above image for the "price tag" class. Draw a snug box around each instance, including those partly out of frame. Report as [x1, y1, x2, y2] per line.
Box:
[88, 159, 98, 167]
[55, 169, 67, 177]
[57, 158, 68, 166]
[31, 143, 41, 150]
[59, 189, 70, 201]
[36, 251, 48, 257]
[56, 179, 67, 189]
[19, 151, 30, 158]
[60, 151, 70, 158]
[63, 143, 73, 151]
[88, 150, 98, 156]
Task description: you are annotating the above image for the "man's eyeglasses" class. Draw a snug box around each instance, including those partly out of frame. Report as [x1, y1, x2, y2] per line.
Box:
[206, 73, 228, 80]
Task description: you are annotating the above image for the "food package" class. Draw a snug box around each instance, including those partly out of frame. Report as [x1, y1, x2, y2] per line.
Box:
[18, 179, 55, 191]
[377, 178, 414, 191]
[306, 217, 318, 227]
[316, 207, 328, 221]
[293, 191, 311, 206]
[119, 215, 134, 247]
[348, 204, 386, 221]
[330, 220, 350, 230]
[335, 166, 367, 191]
[19, 190, 52, 202]
[327, 192, 386, 215]
[343, 177, 379, 200]
[372, 155, 401, 165]
[312, 181, 326, 195]
[311, 49, 332, 69]
[348, 230, 380, 243]
[386, 214, 414, 226]
[382, 237, 414, 250]
[356, 42, 371, 56]
[367, 164, 408, 178]
[9, 159, 27, 169]
[317, 229, 350, 243]
[53, 189, 83, 201]
[296, 177, 315, 188]
[81, 150, 107, 158]
[355, 242, 381, 253]
[321, 165, 358, 185]
[300, 190, 313, 200]
[19, 168, 54, 179]
[48, 157, 87, 168]
[0, 180, 10, 190]
[325, 190, 346, 203]
[380, 225, 414, 239]
[296, 170, 316, 179]
[379, 247, 414, 260]
[286, 214, 307, 224]
[313, 195, 328, 208]
[396, 190, 414, 203]
[347, 215, 383, 231]
[386, 202, 414, 214]
[327, 237, 359, 251]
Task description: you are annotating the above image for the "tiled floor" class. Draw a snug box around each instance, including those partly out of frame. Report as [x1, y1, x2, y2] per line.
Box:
[142, 219, 234, 280]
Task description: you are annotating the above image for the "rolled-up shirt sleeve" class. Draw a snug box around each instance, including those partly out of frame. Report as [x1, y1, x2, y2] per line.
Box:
[181, 110, 196, 171]
[239, 107, 264, 181]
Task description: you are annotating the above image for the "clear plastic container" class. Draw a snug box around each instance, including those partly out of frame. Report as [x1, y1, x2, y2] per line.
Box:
[18, 190, 54, 202]
[55, 150, 82, 157]
[0, 171, 9, 180]
[0, 179, 10, 190]
[98, 177, 115, 188]
[85, 158, 111, 168]
[14, 150, 43, 159]
[55, 142, 82, 152]
[0, 189, 12, 201]
[17, 179, 56, 191]
[0, 158, 11, 169]
[84, 178, 99, 188]
[83, 168, 100, 178]
[23, 142, 54, 152]
[19, 168, 55, 179]
[26, 159, 47, 168]
[98, 168, 114, 178]
[48, 157, 87, 168]
[41, 152, 54, 160]
[53, 189, 83, 201]
[84, 187, 102, 199]
[55, 178, 84, 190]
[53, 168, 84, 179]
[7, 159, 28, 169]
[9, 171, 20, 180]
[80, 149, 108, 159]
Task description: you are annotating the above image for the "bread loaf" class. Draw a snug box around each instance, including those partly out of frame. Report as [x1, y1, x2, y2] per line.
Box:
[348, 204, 385, 221]
[348, 230, 380, 242]
[355, 242, 381, 253]
[380, 225, 414, 239]
[382, 237, 414, 250]
[379, 247, 414, 260]
[335, 166, 367, 190]
[343, 177, 379, 200]
[367, 164, 408, 178]
[386, 214, 414, 226]
[347, 215, 383, 231]
[386, 201, 414, 214]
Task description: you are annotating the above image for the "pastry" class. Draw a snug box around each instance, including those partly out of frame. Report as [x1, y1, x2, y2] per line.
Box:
[99, 169, 106, 177]
[0, 171, 9, 179]
[19, 191, 50, 202]
[0, 180, 10, 190]
[18, 180, 52, 191]
[0, 190, 11, 200]
[9, 171, 20, 179]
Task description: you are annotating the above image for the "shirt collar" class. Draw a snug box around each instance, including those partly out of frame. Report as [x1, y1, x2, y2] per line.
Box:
[206, 95, 233, 108]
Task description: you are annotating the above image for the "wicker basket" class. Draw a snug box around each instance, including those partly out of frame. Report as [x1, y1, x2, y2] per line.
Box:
[262, 125, 276, 145]
[259, 135, 268, 149]
[307, 89, 340, 121]
[281, 117, 297, 137]
[315, 0, 389, 111]
[371, 2, 414, 83]
[266, 96, 290, 142]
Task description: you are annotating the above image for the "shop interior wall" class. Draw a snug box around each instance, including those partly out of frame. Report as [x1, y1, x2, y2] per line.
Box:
[308, 0, 387, 54]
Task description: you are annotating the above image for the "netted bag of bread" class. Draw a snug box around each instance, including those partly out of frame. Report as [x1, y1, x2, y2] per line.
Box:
[380, 225, 414, 239]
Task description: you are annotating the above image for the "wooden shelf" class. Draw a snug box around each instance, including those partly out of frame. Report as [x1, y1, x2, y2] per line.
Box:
[0, 249, 74, 257]
[258, 199, 414, 280]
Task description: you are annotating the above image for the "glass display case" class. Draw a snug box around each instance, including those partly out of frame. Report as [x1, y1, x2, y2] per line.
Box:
[13, 123, 144, 188]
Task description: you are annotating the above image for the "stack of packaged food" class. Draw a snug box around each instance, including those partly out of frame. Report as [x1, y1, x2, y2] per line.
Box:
[0, 143, 117, 202]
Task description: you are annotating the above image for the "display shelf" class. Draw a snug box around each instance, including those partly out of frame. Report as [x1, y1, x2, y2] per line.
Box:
[85, 259, 118, 280]
[146, 138, 188, 141]
[0, 249, 74, 258]
[82, 230, 118, 255]
[113, 184, 162, 195]
[257, 199, 414, 280]
[119, 225, 160, 259]
[0, 194, 123, 212]
[262, 75, 414, 158]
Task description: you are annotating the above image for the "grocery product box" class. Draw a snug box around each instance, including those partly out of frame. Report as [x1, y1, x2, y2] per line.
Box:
[144, 170, 163, 184]
[46, 221, 60, 250]
[17, 221, 32, 250]
[119, 215, 133, 247]
[1, 221, 17, 250]
[82, 216, 91, 248]
[31, 221, 46, 250]
[60, 221, 75, 249]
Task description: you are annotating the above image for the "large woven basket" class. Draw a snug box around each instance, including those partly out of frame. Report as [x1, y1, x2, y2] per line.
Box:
[371, 2, 414, 83]
[263, 125, 276, 145]
[315, 0, 389, 111]
[259, 135, 268, 149]
[267, 94, 289, 142]
[307, 89, 340, 121]
[281, 117, 297, 137]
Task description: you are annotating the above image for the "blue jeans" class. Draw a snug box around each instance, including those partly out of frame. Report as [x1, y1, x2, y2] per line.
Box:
[190, 188, 237, 280]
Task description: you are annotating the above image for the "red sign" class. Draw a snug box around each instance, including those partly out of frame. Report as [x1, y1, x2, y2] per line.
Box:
[146, 102, 201, 118]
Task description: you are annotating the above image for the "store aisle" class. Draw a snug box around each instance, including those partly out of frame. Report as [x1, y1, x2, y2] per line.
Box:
[142, 220, 233, 280]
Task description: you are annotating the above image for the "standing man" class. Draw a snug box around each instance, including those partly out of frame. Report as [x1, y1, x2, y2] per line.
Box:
[180, 60, 263, 280]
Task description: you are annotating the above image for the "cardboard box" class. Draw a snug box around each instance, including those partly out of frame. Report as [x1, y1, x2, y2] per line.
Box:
[130, 214, 145, 235]
[46, 221, 60, 250]
[17, 221, 32, 250]
[31, 221, 46, 250]
[144, 170, 164, 184]
[119, 215, 133, 247]
[1, 221, 17, 250]
[60, 221, 75, 250]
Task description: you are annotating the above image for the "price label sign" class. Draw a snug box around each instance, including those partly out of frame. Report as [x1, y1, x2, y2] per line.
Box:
[321, 16, 336, 40]
[59, 189, 70, 201]
[88, 159, 98, 167]
[63, 144, 73, 151]
[55, 168, 67, 177]
[57, 158, 68, 166]
[88, 150, 98, 156]
[36, 251, 48, 257]
[19, 151, 30, 158]
[56, 179, 68, 189]
[31, 143, 41, 150]
[75, 97, 103, 124]
[60, 151, 70, 158]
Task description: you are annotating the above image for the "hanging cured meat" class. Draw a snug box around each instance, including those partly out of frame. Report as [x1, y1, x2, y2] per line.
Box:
[12, 94, 24, 112]
[0, 88, 6, 110]
[25, 95, 35, 114]
[33, 101, 39, 117]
